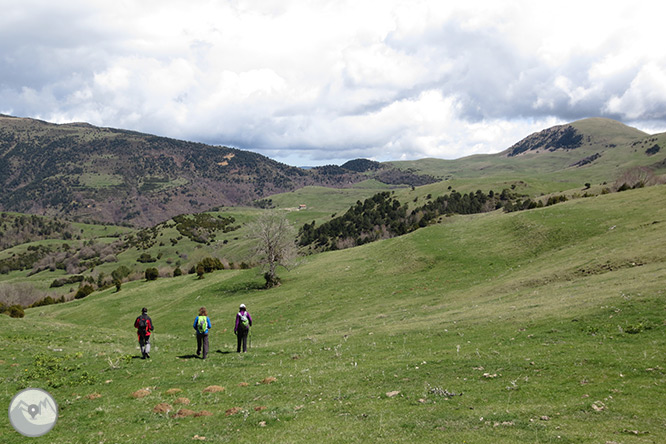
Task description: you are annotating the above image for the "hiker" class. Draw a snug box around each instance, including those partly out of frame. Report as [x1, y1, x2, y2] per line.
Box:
[134, 307, 154, 359]
[193, 306, 212, 359]
[234, 303, 252, 353]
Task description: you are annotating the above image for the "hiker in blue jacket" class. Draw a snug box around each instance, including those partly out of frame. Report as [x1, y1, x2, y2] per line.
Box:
[234, 303, 252, 353]
[193, 306, 212, 359]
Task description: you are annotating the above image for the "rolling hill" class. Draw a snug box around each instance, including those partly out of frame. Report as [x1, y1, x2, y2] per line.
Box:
[3, 115, 664, 229]
[0, 115, 368, 227]
[1, 184, 664, 443]
[387, 118, 666, 188]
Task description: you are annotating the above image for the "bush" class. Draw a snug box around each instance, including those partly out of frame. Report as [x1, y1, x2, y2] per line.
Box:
[145, 267, 159, 281]
[74, 285, 94, 300]
[198, 257, 224, 273]
[8, 305, 25, 318]
[30, 296, 56, 308]
[50, 275, 84, 288]
[173, 267, 183, 277]
[137, 253, 157, 263]
[111, 265, 132, 282]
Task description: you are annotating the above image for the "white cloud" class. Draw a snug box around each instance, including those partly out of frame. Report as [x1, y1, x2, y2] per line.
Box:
[1, 0, 665, 165]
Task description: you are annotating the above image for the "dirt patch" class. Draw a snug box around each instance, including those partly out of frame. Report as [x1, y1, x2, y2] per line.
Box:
[238, 382, 249, 387]
[195, 410, 214, 417]
[165, 388, 183, 395]
[85, 393, 102, 400]
[131, 389, 151, 398]
[202, 385, 225, 393]
[254, 406, 267, 412]
[152, 403, 173, 414]
[174, 397, 191, 405]
[261, 377, 277, 385]
[225, 407, 242, 416]
[174, 408, 196, 418]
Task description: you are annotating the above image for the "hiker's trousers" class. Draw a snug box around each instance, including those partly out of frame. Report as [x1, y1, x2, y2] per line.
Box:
[237, 329, 248, 352]
[197, 333, 209, 359]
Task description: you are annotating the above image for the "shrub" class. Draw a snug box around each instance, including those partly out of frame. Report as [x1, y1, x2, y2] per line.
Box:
[145, 267, 159, 281]
[137, 253, 157, 263]
[74, 285, 94, 300]
[30, 296, 56, 308]
[8, 305, 25, 318]
[173, 267, 183, 277]
[111, 265, 132, 282]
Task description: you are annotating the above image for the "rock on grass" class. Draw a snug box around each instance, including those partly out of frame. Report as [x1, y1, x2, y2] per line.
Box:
[132, 389, 151, 398]
[225, 407, 242, 416]
[174, 408, 196, 418]
[153, 403, 173, 414]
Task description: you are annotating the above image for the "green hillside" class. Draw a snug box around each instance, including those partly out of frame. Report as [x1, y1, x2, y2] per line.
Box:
[2, 184, 664, 443]
[387, 118, 666, 193]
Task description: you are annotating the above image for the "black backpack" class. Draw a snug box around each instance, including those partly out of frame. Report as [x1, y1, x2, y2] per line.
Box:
[137, 316, 149, 336]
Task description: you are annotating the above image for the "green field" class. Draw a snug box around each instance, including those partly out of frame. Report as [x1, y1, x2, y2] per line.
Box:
[1, 185, 665, 443]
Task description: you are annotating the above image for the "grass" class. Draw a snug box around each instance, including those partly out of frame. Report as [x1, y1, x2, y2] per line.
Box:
[1, 185, 665, 443]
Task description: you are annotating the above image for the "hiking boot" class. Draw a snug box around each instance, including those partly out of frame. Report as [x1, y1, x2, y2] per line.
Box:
[146, 353, 150, 359]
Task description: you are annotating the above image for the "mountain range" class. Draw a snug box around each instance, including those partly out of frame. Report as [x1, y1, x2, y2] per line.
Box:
[1, 115, 664, 226]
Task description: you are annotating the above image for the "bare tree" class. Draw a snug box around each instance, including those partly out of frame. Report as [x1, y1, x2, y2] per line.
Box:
[246, 211, 297, 288]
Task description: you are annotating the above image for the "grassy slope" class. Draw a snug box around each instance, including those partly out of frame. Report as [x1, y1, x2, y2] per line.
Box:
[386, 118, 666, 195]
[1, 185, 665, 443]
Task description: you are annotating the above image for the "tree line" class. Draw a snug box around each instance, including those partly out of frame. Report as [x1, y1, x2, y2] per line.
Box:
[298, 187, 571, 251]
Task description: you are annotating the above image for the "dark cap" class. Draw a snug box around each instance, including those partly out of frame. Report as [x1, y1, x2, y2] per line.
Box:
[141, 307, 148, 313]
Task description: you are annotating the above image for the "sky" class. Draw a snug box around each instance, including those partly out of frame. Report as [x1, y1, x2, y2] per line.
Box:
[2, 1, 666, 166]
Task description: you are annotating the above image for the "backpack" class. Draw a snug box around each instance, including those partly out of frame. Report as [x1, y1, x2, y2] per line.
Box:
[197, 316, 207, 334]
[137, 316, 149, 336]
[238, 312, 250, 331]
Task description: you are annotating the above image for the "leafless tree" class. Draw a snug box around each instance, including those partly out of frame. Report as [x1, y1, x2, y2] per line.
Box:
[246, 211, 297, 288]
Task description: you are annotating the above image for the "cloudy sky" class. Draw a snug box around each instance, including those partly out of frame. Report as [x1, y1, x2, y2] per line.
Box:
[2, 1, 665, 166]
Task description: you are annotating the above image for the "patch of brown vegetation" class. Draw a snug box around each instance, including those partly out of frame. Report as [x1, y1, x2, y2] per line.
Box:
[165, 388, 183, 395]
[238, 382, 249, 387]
[174, 397, 191, 405]
[194, 410, 213, 417]
[152, 403, 173, 414]
[254, 406, 267, 412]
[225, 407, 242, 416]
[85, 393, 102, 400]
[174, 408, 196, 418]
[131, 389, 151, 398]
[202, 385, 225, 393]
[261, 377, 277, 384]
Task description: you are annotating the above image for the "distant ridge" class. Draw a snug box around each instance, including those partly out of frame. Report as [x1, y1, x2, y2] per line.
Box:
[387, 117, 666, 184]
[0, 115, 365, 226]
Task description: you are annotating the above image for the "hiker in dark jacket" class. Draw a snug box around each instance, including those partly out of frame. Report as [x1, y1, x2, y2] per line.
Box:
[234, 303, 252, 353]
[134, 307, 154, 359]
[193, 306, 212, 359]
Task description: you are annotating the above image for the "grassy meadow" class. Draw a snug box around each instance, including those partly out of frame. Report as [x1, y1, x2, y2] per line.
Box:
[1, 185, 665, 443]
